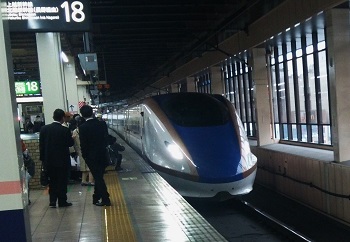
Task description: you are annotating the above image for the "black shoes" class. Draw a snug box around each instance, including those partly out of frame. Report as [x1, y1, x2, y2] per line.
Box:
[92, 194, 111, 206]
[49, 203, 56, 208]
[58, 202, 73, 207]
[95, 201, 111, 206]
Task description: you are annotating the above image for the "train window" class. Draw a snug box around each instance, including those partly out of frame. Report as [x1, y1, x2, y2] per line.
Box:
[156, 93, 229, 127]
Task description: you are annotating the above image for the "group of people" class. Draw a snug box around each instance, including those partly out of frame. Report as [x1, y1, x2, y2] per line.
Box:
[24, 115, 44, 133]
[63, 112, 94, 186]
[39, 105, 114, 207]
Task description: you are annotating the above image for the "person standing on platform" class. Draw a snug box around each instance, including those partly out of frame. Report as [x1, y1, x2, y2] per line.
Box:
[39, 109, 74, 208]
[62, 112, 72, 128]
[69, 114, 80, 132]
[21, 139, 35, 205]
[72, 116, 94, 186]
[63, 111, 78, 182]
[24, 117, 34, 133]
[79, 105, 111, 206]
[33, 115, 44, 133]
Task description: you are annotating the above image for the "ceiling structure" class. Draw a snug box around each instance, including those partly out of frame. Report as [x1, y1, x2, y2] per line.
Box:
[9, 0, 288, 102]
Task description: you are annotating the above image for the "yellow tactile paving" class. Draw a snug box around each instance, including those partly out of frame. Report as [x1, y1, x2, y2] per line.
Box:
[102, 172, 137, 242]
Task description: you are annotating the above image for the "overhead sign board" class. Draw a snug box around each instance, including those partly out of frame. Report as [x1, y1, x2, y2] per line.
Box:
[15, 80, 41, 97]
[3, 0, 91, 32]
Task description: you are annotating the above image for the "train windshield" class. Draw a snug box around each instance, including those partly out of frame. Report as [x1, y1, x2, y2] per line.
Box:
[156, 93, 229, 127]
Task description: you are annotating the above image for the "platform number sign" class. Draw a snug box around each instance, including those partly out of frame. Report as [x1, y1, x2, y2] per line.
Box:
[4, 0, 91, 32]
[15, 80, 41, 97]
[60, 1, 85, 23]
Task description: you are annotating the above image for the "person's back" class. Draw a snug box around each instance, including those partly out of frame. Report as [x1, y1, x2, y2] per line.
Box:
[39, 108, 74, 208]
[40, 122, 73, 167]
[79, 105, 110, 206]
[79, 118, 108, 166]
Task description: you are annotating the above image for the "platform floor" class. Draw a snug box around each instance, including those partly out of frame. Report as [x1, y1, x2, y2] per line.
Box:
[28, 136, 227, 242]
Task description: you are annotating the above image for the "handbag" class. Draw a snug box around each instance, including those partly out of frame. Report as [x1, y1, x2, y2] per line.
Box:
[40, 165, 49, 186]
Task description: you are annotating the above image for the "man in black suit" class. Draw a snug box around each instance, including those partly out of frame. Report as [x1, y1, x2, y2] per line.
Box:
[39, 109, 74, 208]
[79, 105, 111, 206]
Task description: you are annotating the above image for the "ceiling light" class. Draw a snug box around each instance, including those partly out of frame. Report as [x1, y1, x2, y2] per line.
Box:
[61, 51, 69, 63]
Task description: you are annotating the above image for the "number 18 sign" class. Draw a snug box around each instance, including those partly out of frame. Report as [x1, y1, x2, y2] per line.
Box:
[4, 0, 91, 32]
[15, 80, 41, 97]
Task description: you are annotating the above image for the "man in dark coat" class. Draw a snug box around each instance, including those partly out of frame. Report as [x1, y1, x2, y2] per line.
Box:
[79, 105, 111, 206]
[39, 109, 74, 208]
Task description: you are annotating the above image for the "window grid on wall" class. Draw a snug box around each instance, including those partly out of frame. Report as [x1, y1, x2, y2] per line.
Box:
[222, 56, 256, 137]
[270, 28, 331, 145]
[196, 71, 211, 94]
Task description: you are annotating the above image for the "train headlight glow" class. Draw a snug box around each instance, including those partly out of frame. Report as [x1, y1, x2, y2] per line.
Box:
[164, 141, 184, 160]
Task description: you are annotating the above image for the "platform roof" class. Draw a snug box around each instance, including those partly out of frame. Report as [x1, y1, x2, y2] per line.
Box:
[10, 0, 289, 100]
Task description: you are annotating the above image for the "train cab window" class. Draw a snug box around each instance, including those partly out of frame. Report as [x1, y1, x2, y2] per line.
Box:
[156, 93, 229, 127]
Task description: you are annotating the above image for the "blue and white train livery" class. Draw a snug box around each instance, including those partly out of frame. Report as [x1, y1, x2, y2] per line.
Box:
[107, 93, 257, 199]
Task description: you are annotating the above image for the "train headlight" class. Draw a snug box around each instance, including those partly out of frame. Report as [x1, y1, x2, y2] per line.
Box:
[164, 141, 184, 160]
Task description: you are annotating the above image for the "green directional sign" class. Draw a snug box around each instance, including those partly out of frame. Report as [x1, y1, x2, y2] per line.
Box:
[15, 80, 41, 97]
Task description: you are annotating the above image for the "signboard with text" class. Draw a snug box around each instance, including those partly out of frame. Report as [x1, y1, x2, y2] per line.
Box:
[3, 0, 91, 32]
[15, 80, 41, 97]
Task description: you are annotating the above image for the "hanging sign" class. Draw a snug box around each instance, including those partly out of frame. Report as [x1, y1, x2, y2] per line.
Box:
[3, 0, 91, 32]
[15, 80, 41, 97]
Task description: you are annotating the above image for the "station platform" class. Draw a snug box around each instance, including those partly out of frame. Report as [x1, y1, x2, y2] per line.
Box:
[28, 135, 227, 242]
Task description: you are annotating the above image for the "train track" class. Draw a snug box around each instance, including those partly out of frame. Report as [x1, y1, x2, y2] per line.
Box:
[239, 199, 312, 242]
[187, 197, 305, 241]
[187, 185, 350, 241]
[188, 197, 313, 241]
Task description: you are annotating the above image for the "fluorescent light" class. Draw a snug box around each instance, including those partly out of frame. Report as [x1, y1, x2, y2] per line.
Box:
[61, 51, 69, 63]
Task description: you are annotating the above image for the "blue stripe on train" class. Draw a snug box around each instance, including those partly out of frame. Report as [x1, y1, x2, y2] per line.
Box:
[173, 122, 243, 183]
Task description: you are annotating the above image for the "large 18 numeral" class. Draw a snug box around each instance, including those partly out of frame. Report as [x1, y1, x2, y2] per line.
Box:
[61, 1, 85, 23]
[25, 81, 38, 92]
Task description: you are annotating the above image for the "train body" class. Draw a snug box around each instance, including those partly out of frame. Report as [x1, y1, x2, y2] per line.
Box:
[107, 93, 257, 199]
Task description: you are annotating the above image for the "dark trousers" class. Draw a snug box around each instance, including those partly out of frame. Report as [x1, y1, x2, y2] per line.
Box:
[48, 166, 69, 205]
[89, 163, 109, 203]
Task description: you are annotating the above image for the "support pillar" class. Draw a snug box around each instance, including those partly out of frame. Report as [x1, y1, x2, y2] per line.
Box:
[170, 83, 179, 93]
[326, 9, 350, 162]
[252, 48, 274, 146]
[64, 56, 79, 114]
[0, 8, 32, 241]
[186, 77, 196, 92]
[36, 33, 66, 123]
[210, 66, 224, 95]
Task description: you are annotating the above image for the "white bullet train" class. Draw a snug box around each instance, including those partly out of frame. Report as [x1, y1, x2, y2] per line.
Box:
[107, 92, 257, 199]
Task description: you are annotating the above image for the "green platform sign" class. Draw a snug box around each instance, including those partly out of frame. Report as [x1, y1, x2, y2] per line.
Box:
[15, 80, 41, 97]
